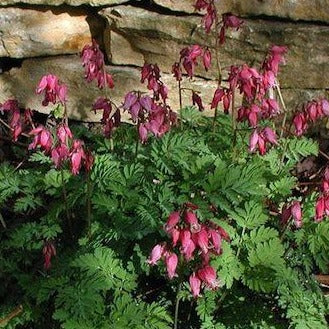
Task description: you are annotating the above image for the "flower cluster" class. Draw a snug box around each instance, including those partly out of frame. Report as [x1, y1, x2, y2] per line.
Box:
[0, 99, 26, 141]
[281, 200, 303, 228]
[92, 97, 121, 138]
[211, 87, 232, 114]
[194, 0, 216, 33]
[29, 124, 93, 175]
[211, 45, 286, 155]
[219, 13, 244, 44]
[148, 205, 229, 297]
[43, 241, 56, 270]
[248, 127, 278, 155]
[123, 91, 177, 143]
[36, 74, 67, 106]
[315, 167, 329, 222]
[172, 45, 211, 80]
[28, 74, 94, 175]
[81, 39, 114, 89]
[141, 63, 168, 102]
[292, 98, 329, 136]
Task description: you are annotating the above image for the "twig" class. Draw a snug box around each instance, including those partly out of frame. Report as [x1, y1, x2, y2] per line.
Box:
[0, 212, 6, 229]
[86, 173, 92, 238]
[319, 150, 329, 161]
[0, 305, 23, 326]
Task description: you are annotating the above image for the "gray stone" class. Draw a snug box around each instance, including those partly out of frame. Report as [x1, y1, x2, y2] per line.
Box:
[0, 0, 127, 6]
[101, 5, 329, 89]
[0, 7, 103, 58]
[154, 0, 329, 23]
[0, 56, 220, 121]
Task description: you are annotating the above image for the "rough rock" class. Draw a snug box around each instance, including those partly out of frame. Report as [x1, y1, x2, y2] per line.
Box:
[0, 0, 127, 6]
[102, 5, 329, 89]
[154, 0, 329, 23]
[0, 7, 103, 58]
[0, 56, 219, 122]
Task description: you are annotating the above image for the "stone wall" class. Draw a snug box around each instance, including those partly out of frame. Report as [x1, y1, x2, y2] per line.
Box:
[0, 0, 328, 121]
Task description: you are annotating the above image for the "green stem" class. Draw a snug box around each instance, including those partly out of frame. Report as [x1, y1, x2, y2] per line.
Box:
[173, 282, 182, 329]
[86, 173, 92, 238]
[61, 170, 72, 234]
[276, 82, 288, 139]
[236, 226, 246, 258]
[212, 13, 222, 132]
[178, 80, 183, 118]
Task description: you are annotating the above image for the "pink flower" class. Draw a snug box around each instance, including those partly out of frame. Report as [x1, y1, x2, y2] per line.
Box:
[192, 91, 204, 112]
[293, 112, 308, 136]
[249, 129, 259, 153]
[281, 205, 291, 226]
[165, 252, 178, 279]
[291, 201, 302, 228]
[81, 40, 114, 89]
[209, 229, 222, 254]
[219, 13, 243, 44]
[36, 74, 67, 106]
[217, 226, 230, 242]
[93, 97, 112, 123]
[164, 211, 180, 232]
[43, 241, 56, 270]
[194, 0, 208, 11]
[321, 99, 329, 116]
[57, 124, 73, 144]
[147, 244, 165, 265]
[315, 196, 325, 222]
[189, 273, 201, 298]
[211, 88, 225, 109]
[70, 139, 86, 175]
[29, 126, 53, 153]
[51, 144, 69, 168]
[195, 227, 209, 254]
[185, 211, 201, 233]
[138, 124, 148, 143]
[262, 127, 278, 145]
[170, 228, 181, 247]
[203, 48, 212, 71]
[197, 266, 219, 289]
[203, 5, 216, 33]
[172, 62, 182, 81]
[180, 229, 196, 260]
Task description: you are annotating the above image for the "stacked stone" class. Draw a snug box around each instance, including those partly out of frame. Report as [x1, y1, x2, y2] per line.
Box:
[0, 0, 328, 121]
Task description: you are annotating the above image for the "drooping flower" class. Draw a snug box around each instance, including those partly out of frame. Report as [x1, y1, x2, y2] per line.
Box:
[197, 266, 219, 289]
[189, 272, 201, 298]
[165, 252, 178, 279]
[56, 124, 73, 144]
[43, 241, 56, 270]
[202, 48, 212, 71]
[315, 196, 325, 222]
[209, 229, 222, 255]
[195, 228, 209, 254]
[81, 39, 114, 89]
[51, 143, 69, 168]
[29, 126, 53, 153]
[291, 201, 303, 228]
[164, 211, 181, 232]
[70, 139, 86, 175]
[185, 211, 201, 233]
[36, 74, 67, 106]
[192, 91, 205, 112]
[219, 13, 243, 44]
[147, 244, 165, 265]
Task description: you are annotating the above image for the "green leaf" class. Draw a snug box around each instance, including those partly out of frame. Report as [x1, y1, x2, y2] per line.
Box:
[227, 201, 267, 229]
